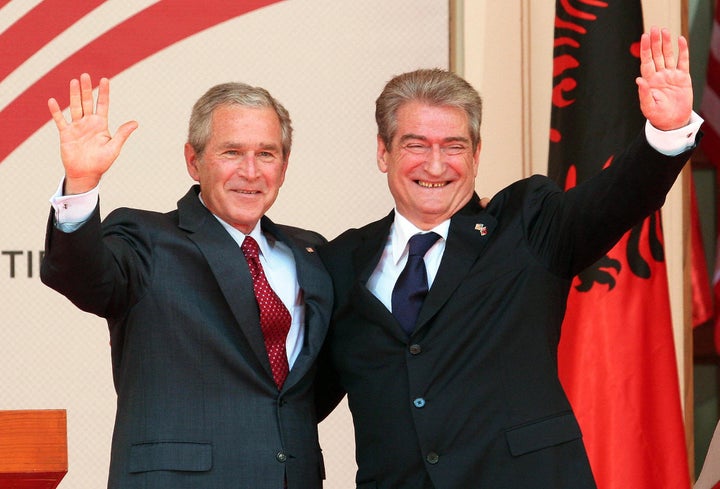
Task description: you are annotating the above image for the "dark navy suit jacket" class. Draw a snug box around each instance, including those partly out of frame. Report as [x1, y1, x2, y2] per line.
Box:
[42, 185, 333, 489]
[316, 133, 696, 489]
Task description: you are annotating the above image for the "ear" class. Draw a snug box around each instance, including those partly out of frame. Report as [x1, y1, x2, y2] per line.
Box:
[184, 143, 200, 182]
[377, 135, 390, 173]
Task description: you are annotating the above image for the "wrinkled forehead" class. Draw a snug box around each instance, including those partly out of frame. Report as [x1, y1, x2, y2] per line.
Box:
[393, 102, 472, 138]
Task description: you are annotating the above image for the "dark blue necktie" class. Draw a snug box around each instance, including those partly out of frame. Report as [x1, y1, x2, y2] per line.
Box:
[392, 232, 440, 335]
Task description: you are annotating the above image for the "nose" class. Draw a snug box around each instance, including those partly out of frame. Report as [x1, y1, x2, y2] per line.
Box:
[237, 153, 258, 178]
[425, 144, 445, 175]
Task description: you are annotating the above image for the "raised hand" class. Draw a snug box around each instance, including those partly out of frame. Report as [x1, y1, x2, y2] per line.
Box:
[48, 73, 138, 194]
[636, 26, 693, 131]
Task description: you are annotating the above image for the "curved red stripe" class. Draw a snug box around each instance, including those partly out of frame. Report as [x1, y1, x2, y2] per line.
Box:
[0, 0, 104, 82]
[553, 54, 579, 77]
[554, 36, 580, 48]
[0, 0, 282, 165]
[554, 16, 586, 35]
[578, 0, 609, 6]
[558, 0, 598, 21]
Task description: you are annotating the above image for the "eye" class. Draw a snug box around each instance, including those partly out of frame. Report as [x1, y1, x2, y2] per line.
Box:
[257, 151, 279, 162]
[443, 144, 468, 155]
[403, 143, 430, 154]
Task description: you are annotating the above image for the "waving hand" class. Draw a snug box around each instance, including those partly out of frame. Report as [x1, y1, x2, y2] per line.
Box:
[636, 26, 693, 131]
[48, 73, 138, 194]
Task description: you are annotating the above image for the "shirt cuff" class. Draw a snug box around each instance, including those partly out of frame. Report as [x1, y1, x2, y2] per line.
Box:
[645, 110, 704, 156]
[49, 179, 99, 232]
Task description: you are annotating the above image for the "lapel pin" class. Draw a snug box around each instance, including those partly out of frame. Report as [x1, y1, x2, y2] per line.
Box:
[306, 247, 315, 253]
[474, 223, 487, 236]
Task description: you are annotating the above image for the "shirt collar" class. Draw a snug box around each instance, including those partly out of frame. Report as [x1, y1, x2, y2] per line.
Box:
[199, 192, 272, 257]
[391, 210, 449, 265]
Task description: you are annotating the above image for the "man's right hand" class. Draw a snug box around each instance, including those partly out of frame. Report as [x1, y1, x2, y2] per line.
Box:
[48, 73, 138, 195]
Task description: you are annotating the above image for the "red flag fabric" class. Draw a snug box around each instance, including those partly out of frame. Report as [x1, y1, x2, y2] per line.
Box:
[700, 0, 720, 354]
[701, 0, 720, 168]
[549, 2, 690, 488]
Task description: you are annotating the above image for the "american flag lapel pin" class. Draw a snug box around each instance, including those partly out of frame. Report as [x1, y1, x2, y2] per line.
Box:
[474, 223, 487, 236]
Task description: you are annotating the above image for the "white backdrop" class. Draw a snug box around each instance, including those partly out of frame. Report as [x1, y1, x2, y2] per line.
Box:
[0, 1, 448, 487]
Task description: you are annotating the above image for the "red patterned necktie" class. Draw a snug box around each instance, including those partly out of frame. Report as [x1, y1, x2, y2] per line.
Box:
[241, 236, 291, 390]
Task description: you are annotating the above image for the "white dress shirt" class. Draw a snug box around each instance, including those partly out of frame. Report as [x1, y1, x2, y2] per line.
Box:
[367, 212, 449, 312]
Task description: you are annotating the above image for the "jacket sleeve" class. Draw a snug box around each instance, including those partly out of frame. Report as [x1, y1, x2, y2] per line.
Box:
[523, 132, 695, 278]
[41, 203, 152, 319]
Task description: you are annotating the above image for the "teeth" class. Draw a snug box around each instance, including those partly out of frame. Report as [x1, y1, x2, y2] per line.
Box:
[417, 181, 446, 188]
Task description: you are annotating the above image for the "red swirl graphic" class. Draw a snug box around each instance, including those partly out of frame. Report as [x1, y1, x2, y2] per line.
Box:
[0, 0, 283, 164]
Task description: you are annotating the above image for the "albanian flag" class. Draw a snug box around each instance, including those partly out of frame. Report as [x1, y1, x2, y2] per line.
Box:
[549, 1, 691, 488]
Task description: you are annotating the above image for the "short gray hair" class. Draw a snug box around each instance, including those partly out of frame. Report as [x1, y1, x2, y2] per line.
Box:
[187, 82, 292, 158]
[375, 68, 482, 151]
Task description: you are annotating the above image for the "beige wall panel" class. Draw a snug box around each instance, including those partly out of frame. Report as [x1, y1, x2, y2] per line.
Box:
[0, 2, 448, 488]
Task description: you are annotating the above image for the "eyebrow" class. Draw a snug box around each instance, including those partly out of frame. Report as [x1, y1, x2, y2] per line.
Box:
[399, 134, 470, 144]
[219, 141, 281, 151]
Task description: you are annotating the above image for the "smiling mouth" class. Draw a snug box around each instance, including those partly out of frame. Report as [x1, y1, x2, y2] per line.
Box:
[233, 189, 261, 194]
[417, 180, 447, 188]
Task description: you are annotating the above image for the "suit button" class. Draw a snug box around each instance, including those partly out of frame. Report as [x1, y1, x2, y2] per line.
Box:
[409, 344, 422, 355]
[426, 452, 439, 464]
[413, 398, 426, 408]
[276, 452, 287, 463]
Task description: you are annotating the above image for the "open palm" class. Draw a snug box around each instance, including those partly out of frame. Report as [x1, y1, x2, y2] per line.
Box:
[636, 27, 693, 131]
[48, 74, 137, 194]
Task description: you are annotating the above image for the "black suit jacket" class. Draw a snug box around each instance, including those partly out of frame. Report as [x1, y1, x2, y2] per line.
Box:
[316, 133, 695, 489]
[41, 185, 333, 489]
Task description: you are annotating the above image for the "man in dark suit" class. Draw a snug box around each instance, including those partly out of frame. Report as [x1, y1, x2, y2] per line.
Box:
[41, 74, 332, 489]
[316, 27, 701, 488]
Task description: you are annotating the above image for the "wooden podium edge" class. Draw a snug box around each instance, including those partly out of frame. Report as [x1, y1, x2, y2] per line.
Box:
[0, 410, 68, 489]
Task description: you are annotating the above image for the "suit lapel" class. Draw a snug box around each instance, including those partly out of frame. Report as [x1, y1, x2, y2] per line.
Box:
[261, 217, 332, 390]
[415, 199, 497, 333]
[177, 187, 273, 380]
[351, 214, 394, 284]
[349, 212, 409, 340]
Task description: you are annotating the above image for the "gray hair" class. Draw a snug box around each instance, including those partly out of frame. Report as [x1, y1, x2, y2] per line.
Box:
[375, 68, 482, 151]
[187, 82, 292, 158]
